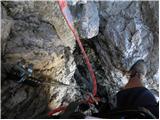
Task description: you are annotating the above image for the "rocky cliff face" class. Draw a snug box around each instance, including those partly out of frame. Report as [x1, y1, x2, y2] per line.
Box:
[1, 1, 159, 118]
[71, 0, 159, 95]
[1, 1, 79, 118]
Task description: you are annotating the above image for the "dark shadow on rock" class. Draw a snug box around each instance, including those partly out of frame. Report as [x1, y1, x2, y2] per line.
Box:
[1, 63, 51, 119]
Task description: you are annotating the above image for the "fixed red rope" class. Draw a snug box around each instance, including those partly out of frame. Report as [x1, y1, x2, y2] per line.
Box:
[58, 0, 97, 97]
[48, 106, 66, 116]
[48, 0, 98, 116]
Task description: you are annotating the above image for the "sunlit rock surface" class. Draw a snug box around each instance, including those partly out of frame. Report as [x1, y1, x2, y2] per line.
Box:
[69, 1, 99, 39]
[94, 1, 159, 91]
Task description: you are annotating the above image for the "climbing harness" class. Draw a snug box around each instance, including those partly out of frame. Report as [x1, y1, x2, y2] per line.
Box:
[48, 0, 99, 116]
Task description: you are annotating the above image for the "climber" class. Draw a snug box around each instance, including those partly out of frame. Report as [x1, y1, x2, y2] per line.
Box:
[93, 59, 159, 119]
[115, 59, 159, 118]
[54, 59, 159, 119]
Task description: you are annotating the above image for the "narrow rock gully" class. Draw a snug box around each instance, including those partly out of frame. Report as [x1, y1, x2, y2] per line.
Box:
[1, 1, 159, 119]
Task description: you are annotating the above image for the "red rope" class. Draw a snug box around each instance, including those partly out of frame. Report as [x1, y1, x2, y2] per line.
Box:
[48, 97, 101, 116]
[48, 106, 66, 116]
[48, 0, 98, 116]
[58, 0, 97, 97]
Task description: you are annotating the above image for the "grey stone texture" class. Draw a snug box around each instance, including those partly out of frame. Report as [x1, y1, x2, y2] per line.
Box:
[1, 1, 79, 118]
[1, 1, 159, 118]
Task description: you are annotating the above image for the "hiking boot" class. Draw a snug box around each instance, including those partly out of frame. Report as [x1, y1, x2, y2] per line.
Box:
[124, 59, 147, 89]
[129, 59, 147, 78]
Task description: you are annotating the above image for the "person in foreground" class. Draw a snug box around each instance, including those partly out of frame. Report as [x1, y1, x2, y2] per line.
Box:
[115, 59, 159, 118]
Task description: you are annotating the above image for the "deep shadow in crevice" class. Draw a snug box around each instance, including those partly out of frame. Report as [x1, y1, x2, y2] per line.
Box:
[1, 63, 51, 119]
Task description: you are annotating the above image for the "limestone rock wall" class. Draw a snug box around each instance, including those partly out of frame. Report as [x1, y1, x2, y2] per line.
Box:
[1, 1, 79, 118]
[1, 1, 159, 118]
[96, 1, 159, 91]
[72, 1, 159, 92]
